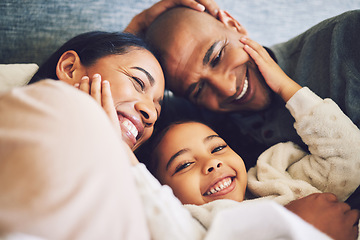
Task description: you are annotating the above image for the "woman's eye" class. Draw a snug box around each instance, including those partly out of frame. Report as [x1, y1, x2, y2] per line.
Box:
[174, 162, 193, 174]
[132, 76, 145, 91]
[211, 145, 227, 154]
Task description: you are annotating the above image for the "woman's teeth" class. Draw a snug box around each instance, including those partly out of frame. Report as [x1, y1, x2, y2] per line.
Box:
[205, 177, 232, 196]
[122, 119, 138, 138]
[235, 77, 248, 100]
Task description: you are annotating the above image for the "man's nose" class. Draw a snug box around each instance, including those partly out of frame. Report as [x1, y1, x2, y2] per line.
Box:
[207, 71, 237, 97]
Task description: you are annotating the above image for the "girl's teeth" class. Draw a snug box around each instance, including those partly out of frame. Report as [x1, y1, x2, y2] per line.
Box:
[235, 77, 248, 100]
[205, 178, 232, 196]
[122, 119, 138, 138]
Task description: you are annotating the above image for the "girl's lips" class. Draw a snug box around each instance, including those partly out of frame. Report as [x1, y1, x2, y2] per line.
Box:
[203, 176, 236, 197]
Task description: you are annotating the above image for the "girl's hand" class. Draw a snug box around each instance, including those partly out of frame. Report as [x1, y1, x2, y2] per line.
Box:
[75, 74, 121, 134]
[240, 37, 301, 102]
[124, 0, 220, 37]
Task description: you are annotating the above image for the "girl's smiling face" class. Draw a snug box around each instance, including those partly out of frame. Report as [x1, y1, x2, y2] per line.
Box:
[83, 49, 165, 150]
[154, 121, 247, 205]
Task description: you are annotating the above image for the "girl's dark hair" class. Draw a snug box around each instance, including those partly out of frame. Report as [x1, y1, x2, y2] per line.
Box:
[136, 119, 207, 177]
[29, 31, 154, 83]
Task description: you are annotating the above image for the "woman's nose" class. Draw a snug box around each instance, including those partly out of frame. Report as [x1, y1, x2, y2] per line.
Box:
[204, 160, 223, 174]
[135, 100, 157, 127]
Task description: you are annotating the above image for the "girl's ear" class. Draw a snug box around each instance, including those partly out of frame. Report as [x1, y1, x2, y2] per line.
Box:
[218, 10, 248, 36]
[56, 50, 84, 85]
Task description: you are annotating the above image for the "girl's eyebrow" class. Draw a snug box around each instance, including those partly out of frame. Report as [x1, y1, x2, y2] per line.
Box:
[165, 134, 221, 171]
[166, 148, 189, 170]
[131, 67, 155, 86]
[204, 134, 221, 142]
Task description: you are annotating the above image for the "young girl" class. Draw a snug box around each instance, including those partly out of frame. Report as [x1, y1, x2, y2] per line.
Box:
[136, 37, 360, 239]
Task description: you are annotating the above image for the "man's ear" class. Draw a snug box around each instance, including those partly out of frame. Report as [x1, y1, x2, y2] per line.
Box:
[56, 50, 84, 85]
[218, 10, 248, 36]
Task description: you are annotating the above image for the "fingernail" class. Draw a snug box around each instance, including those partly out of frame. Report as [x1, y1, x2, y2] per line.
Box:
[93, 73, 101, 78]
[74, 83, 80, 88]
[102, 80, 109, 85]
[81, 76, 89, 81]
[197, 4, 205, 11]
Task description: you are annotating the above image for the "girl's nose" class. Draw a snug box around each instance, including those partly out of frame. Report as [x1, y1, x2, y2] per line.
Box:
[204, 160, 223, 174]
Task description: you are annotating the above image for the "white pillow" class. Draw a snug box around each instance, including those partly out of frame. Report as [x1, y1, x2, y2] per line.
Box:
[0, 64, 39, 93]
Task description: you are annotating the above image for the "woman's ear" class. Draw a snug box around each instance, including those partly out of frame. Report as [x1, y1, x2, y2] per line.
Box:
[56, 50, 84, 85]
[218, 10, 248, 36]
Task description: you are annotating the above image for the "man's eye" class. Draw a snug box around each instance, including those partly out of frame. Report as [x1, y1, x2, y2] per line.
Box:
[193, 81, 205, 100]
[211, 145, 227, 154]
[131, 76, 145, 91]
[174, 162, 193, 174]
[210, 47, 224, 68]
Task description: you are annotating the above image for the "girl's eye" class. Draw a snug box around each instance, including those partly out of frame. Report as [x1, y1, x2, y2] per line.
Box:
[131, 76, 145, 91]
[211, 144, 227, 154]
[174, 162, 193, 174]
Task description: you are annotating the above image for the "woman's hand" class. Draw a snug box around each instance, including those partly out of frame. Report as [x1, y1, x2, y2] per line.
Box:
[124, 0, 220, 37]
[240, 37, 301, 102]
[75, 74, 121, 134]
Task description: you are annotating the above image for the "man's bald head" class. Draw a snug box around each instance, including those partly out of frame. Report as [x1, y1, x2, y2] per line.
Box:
[145, 7, 223, 84]
[144, 7, 268, 115]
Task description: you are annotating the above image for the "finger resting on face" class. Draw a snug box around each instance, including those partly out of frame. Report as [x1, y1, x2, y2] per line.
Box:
[101, 80, 113, 106]
[101, 80, 119, 128]
[90, 74, 102, 103]
[79, 76, 90, 93]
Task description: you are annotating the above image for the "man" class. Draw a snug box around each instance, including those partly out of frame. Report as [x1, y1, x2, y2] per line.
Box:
[143, 7, 360, 208]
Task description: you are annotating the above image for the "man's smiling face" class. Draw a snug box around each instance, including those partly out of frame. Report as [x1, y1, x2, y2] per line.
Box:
[147, 8, 272, 113]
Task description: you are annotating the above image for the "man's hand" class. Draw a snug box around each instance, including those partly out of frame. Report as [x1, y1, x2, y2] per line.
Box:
[125, 0, 220, 37]
[285, 193, 359, 240]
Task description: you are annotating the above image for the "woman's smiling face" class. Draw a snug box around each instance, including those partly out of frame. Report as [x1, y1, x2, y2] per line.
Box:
[84, 49, 165, 150]
[154, 122, 247, 205]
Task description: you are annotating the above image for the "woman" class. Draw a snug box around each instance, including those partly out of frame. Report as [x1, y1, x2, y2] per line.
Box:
[29, 31, 164, 150]
[0, 30, 165, 239]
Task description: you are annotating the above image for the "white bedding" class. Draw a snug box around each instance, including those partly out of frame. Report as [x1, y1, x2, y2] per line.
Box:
[0, 64, 38, 92]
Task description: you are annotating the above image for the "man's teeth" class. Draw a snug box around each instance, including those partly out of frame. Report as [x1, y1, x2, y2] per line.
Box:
[205, 178, 232, 196]
[235, 77, 248, 100]
[122, 119, 138, 138]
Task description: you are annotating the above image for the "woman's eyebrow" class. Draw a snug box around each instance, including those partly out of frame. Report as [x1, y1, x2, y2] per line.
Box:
[203, 41, 220, 65]
[166, 148, 189, 170]
[131, 67, 155, 86]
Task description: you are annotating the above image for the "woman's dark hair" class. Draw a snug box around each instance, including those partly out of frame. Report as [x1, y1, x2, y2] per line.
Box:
[29, 31, 154, 83]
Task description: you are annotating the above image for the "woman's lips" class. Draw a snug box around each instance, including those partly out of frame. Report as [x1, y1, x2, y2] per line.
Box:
[121, 118, 138, 139]
[117, 114, 143, 148]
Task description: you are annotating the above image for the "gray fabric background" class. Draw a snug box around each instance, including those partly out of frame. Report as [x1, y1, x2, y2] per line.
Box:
[0, 0, 359, 65]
